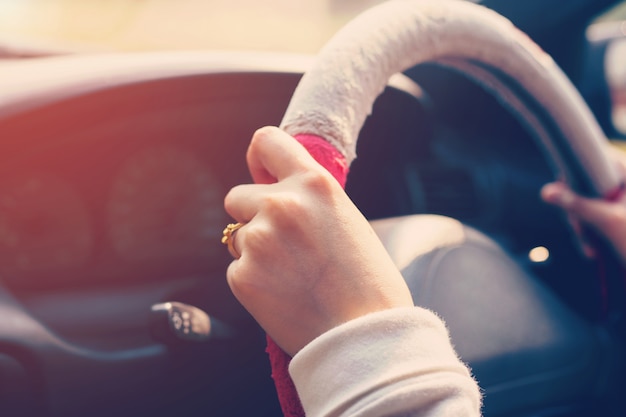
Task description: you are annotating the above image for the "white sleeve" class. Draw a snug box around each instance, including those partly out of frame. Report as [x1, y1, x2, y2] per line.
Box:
[288, 307, 482, 417]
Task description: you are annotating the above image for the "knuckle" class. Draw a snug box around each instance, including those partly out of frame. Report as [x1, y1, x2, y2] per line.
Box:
[256, 192, 310, 235]
[226, 262, 256, 301]
[241, 221, 273, 252]
[250, 126, 278, 149]
[226, 260, 259, 304]
[263, 191, 305, 217]
[223, 188, 236, 213]
[253, 126, 278, 139]
[301, 170, 337, 199]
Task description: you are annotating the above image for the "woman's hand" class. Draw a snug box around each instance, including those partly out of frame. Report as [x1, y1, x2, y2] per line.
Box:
[541, 148, 626, 265]
[224, 126, 413, 356]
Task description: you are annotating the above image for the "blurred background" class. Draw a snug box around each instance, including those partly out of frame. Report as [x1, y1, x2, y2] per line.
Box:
[0, 0, 389, 55]
[0, 0, 625, 132]
[0, 0, 623, 55]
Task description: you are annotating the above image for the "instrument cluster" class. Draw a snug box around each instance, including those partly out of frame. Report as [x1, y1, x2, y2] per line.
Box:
[107, 144, 224, 262]
[0, 141, 230, 290]
[0, 173, 93, 275]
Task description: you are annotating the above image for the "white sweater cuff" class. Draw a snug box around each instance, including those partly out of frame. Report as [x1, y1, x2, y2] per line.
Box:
[289, 307, 481, 417]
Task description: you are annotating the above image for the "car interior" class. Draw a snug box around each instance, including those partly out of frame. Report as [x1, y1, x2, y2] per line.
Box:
[0, 0, 625, 416]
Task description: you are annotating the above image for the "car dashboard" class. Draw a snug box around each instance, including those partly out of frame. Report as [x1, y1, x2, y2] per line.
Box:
[0, 52, 618, 416]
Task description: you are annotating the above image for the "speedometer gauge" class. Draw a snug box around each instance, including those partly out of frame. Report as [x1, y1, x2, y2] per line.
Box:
[0, 174, 93, 276]
[108, 145, 224, 262]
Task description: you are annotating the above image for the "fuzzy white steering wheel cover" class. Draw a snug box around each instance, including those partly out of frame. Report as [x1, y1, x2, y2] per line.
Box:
[280, 0, 621, 196]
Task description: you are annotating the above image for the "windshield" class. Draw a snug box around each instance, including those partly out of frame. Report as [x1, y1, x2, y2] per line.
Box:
[0, 0, 389, 55]
[0, 0, 625, 57]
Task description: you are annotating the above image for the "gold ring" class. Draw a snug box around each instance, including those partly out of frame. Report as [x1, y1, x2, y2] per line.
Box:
[222, 222, 244, 258]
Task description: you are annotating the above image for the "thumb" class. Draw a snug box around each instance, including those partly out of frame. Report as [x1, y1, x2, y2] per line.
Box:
[246, 126, 320, 184]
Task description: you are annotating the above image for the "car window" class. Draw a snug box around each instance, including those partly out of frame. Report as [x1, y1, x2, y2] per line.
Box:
[0, 0, 622, 56]
[592, 1, 626, 136]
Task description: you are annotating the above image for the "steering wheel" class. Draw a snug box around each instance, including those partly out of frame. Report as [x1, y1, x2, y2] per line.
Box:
[264, 0, 623, 415]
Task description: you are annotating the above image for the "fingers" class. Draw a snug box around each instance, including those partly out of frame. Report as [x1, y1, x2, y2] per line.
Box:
[224, 126, 322, 262]
[247, 126, 320, 184]
[227, 126, 332, 221]
[224, 183, 270, 223]
[541, 182, 604, 258]
[541, 182, 613, 227]
[541, 181, 626, 266]
[540, 182, 575, 209]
